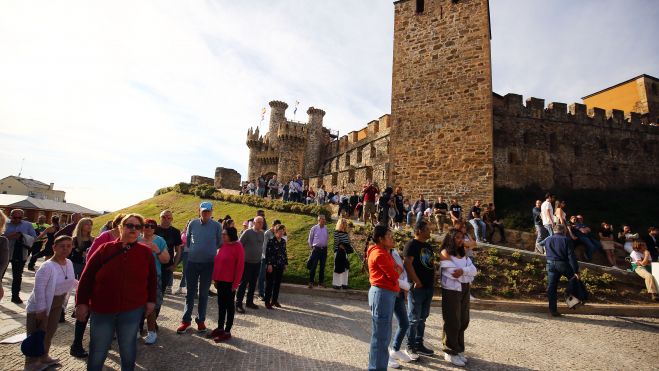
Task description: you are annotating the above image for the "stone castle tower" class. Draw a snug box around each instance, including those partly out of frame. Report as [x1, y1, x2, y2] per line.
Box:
[246, 0, 658, 199]
[389, 0, 494, 202]
[246, 101, 333, 183]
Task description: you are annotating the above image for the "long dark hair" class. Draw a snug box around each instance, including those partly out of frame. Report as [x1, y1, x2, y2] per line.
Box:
[441, 228, 465, 258]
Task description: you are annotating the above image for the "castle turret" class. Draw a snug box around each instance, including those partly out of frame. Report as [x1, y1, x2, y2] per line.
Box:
[267, 100, 288, 148]
[303, 107, 326, 177]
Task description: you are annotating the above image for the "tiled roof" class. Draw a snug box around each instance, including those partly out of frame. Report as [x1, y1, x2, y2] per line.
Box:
[7, 176, 51, 189]
[0, 194, 100, 216]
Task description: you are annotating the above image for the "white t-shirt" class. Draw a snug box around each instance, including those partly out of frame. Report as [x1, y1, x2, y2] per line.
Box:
[630, 250, 644, 263]
[540, 200, 554, 225]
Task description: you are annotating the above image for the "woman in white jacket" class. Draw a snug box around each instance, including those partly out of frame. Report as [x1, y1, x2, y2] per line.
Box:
[24, 235, 77, 371]
[439, 228, 477, 367]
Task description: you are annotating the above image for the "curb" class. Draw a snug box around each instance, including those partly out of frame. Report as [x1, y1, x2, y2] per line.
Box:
[173, 276, 659, 318]
[277, 283, 659, 318]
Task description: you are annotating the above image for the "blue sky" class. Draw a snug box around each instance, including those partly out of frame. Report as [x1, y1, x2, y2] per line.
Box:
[0, 0, 657, 212]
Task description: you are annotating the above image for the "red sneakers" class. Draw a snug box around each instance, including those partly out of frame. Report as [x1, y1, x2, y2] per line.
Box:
[207, 328, 224, 339]
[197, 321, 208, 333]
[213, 332, 232, 343]
[176, 322, 191, 334]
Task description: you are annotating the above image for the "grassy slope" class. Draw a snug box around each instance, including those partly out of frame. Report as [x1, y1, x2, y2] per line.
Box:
[92, 192, 370, 289]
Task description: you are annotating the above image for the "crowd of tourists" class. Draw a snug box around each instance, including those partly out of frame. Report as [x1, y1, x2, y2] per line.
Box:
[533, 193, 658, 301]
[1, 183, 658, 371]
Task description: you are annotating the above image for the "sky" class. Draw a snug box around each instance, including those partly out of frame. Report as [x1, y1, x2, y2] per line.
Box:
[1, 0, 657, 212]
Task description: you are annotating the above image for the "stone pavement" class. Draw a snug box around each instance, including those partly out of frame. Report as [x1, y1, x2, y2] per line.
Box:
[1, 266, 659, 371]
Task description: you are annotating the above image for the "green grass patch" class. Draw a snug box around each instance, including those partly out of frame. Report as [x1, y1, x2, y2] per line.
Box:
[92, 192, 371, 290]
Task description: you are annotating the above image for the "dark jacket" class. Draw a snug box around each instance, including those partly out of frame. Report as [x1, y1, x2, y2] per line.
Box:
[643, 234, 658, 261]
[545, 233, 579, 274]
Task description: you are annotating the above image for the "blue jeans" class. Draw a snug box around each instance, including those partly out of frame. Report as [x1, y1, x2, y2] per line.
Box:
[391, 291, 409, 351]
[577, 235, 602, 261]
[88, 306, 144, 371]
[182, 261, 214, 323]
[258, 258, 267, 297]
[308, 247, 328, 284]
[407, 286, 433, 348]
[178, 251, 189, 289]
[368, 286, 396, 371]
[539, 224, 554, 246]
[546, 260, 575, 313]
[469, 219, 486, 241]
[406, 211, 423, 226]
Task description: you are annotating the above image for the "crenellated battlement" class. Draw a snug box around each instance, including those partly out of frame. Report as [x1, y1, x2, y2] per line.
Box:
[277, 121, 307, 141]
[325, 114, 392, 158]
[495, 93, 658, 134]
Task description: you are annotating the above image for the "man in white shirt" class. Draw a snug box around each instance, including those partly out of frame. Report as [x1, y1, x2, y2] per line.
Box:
[537, 193, 556, 251]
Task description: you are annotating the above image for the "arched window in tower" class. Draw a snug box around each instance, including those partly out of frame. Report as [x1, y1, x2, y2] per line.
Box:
[416, 0, 424, 13]
[356, 147, 363, 163]
[370, 143, 376, 159]
[345, 151, 351, 167]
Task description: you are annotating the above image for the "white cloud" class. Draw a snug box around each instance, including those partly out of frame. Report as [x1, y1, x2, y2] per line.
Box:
[0, 0, 656, 211]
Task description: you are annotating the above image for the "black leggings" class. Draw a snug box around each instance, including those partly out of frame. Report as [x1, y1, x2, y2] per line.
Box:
[265, 266, 284, 304]
[216, 281, 236, 333]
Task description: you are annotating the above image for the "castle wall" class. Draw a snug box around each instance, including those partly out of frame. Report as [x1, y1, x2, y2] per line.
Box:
[493, 93, 659, 190]
[214, 167, 241, 190]
[389, 0, 494, 202]
[190, 175, 214, 186]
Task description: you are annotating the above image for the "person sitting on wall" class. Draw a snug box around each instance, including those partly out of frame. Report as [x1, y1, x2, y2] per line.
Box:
[629, 240, 658, 301]
[449, 199, 462, 226]
[483, 203, 506, 244]
[571, 215, 603, 262]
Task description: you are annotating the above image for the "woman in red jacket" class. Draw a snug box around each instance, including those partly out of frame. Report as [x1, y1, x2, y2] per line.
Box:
[367, 225, 401, 371]
[75, 213, 157, 371]
[209, 225, 244, 342]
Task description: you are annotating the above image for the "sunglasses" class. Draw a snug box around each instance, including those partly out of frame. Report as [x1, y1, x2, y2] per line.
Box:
[144, 224, 157, 229]
[124, 223, 144, 230]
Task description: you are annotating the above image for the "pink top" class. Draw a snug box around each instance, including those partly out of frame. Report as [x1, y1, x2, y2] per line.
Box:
[87, 230, 118, 260]
[212, 241, 245, 290]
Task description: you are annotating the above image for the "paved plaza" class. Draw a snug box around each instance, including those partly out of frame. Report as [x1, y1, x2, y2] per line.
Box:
[1, 267, 658, 371]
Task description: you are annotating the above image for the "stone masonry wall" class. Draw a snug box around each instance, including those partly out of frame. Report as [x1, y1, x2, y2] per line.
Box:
[214, 167, 241, 190]
[190, 175, 214, 186]
[389, 0, 494, 202]
[493, 94, 659, 190]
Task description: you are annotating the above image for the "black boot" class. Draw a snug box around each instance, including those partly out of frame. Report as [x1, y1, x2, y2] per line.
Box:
[70, 344, 89, 358]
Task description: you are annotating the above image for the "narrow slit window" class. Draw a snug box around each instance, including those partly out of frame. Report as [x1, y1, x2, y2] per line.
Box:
[416, 0, 424, 13]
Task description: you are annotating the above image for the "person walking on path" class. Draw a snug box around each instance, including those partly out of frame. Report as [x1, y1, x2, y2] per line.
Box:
[532, 200, 544, 253]
[235, 216, 264, 313]
[366, 225, 400, 371]
[76, 213, 157, 371]
[139, 219, 169, 345]
[5, 208, 37, 304]
[177, 202, 222, 334]
[69, 218, 95, 359]
[538, 193, 556, 249]
[0, 211, 9, 301]
[28, 215, 58, 271]
[258, 220, 281, 300]
[54, 213, 82, 238]
[209, 226, 244, 342]
[24, 235, 77, 371]
[155, 210, 182, 296]
[264, 224, 288, 309]
[332, 218, 353, 289]
[403, 220, 436, 358]
[307, 215, 329, 288]
[439, 228, 477, 367]
[388, 245, 417, 365]
[544, 224, 579, 317]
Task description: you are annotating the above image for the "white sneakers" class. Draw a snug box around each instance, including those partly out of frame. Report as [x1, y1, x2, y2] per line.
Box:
[389, 348, 415, 363]
[387, 358, 400, 369]
[458, 353, 468, 364]
[144, 331, 158, 345]
[444, 352, 466, 367]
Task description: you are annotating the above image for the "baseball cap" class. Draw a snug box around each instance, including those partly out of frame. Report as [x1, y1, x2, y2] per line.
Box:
[200, 202, 213, 211]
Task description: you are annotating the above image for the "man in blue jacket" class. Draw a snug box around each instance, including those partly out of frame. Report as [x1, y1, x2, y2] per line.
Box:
[545, 224, 579, 317]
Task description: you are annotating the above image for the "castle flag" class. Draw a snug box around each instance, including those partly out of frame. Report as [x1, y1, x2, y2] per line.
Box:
[294, 100, 299, 115]
[260, 107, 266, 122]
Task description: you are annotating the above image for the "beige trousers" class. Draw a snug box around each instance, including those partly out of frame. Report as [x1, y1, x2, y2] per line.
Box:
[635, 267, 658, 294]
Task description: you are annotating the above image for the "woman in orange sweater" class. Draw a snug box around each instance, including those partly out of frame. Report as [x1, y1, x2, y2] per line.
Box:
[367, 225, 401, 371]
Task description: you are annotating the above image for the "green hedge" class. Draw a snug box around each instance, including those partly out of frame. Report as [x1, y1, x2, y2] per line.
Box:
[158, 182, 333, 220]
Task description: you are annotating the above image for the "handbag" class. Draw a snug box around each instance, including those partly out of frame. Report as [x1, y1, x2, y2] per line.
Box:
[343, 243, 354, 255]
